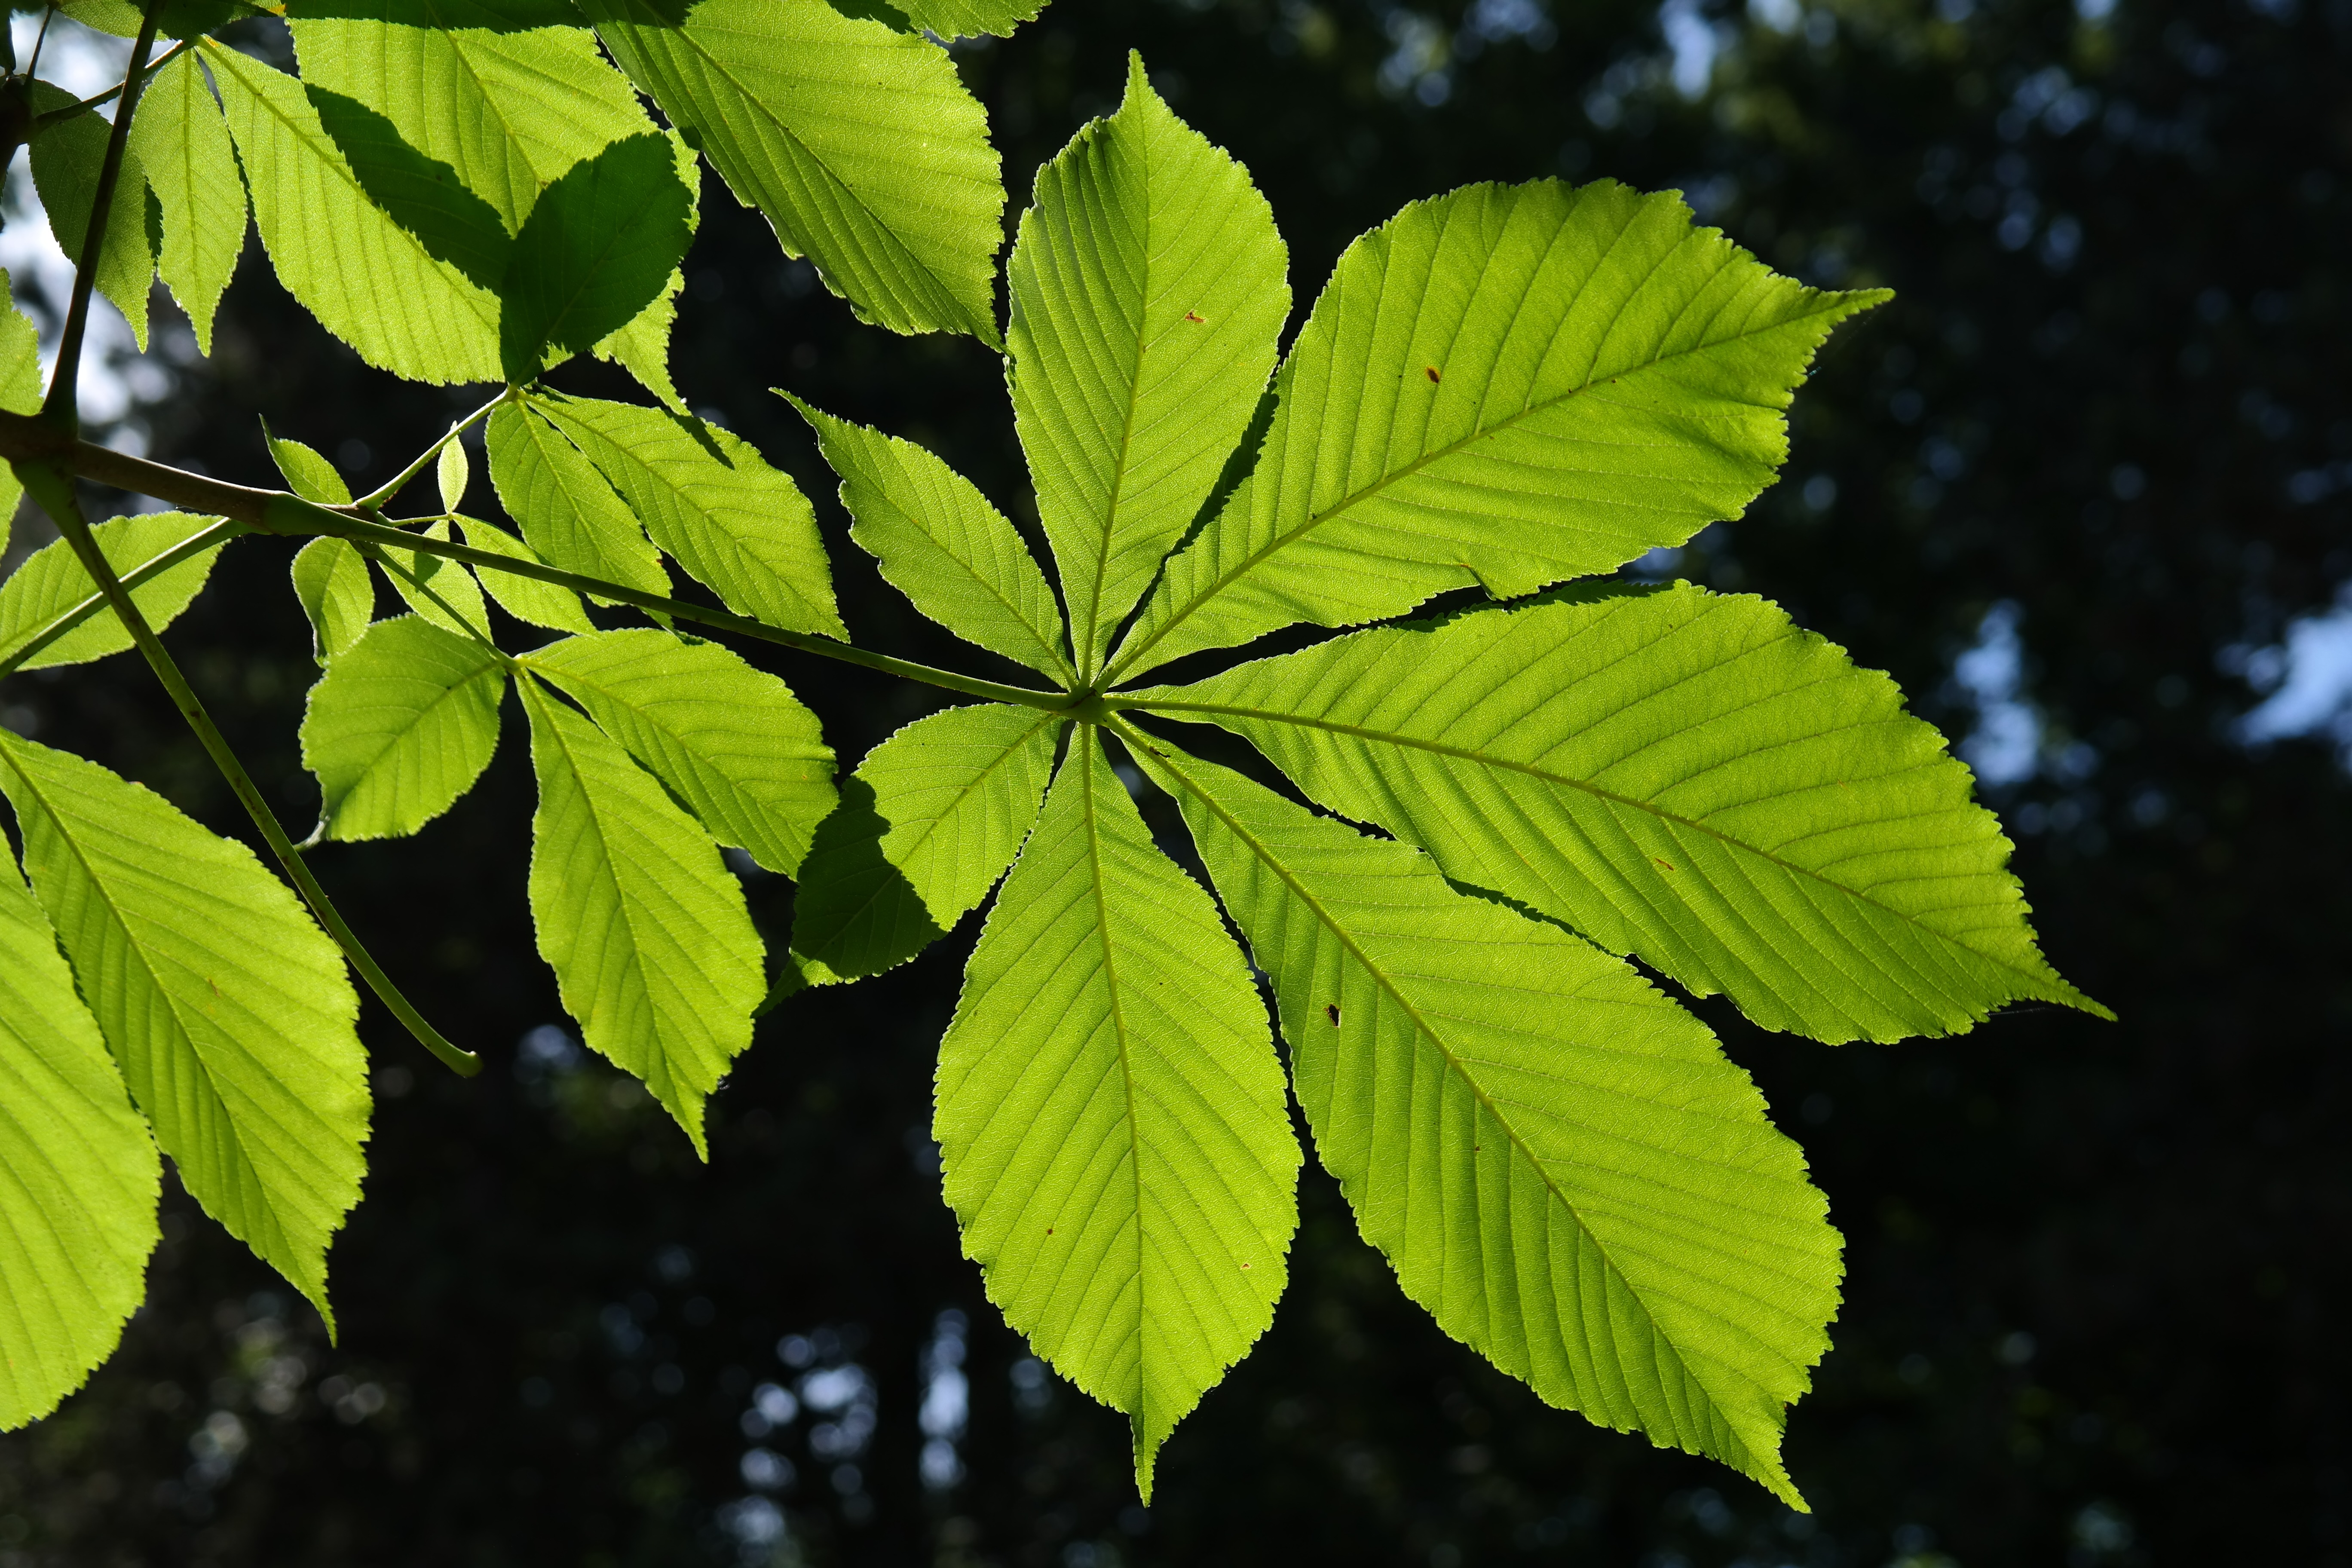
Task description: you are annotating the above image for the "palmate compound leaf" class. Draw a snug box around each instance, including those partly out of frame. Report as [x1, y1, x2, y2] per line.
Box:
[521, 677, 764, 1155]
[300, 615, 506, 842]
[291, 538, 377, 663]
[785, 396, 1072, 683]
[26, 83, 154, 351]
[0, 732, 369, 1327]
[0, 514, 231, 673]
[204, 40, 502, 383]
[1008, 53, 1288, 679]
[126, 50, 248, 358]
[0, 843, 159, 1430]
[530, 392, 844, 637]
[788, 702, 1062, 984]
[518, 629, 835, 875]
[1126, 735, 1841, 1506]
[1108, 179, 1890, 681]
[935, 729, 1298, 1498]
[286, 3, 695, 403]
[1130, 582, 2107, 1044]
[579, 0, 1004, 343]
[486, 401, 671, 600]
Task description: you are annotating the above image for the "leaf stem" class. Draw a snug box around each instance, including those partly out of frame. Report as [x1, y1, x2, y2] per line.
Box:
[41, 0, 161, 431]
[7, 462, 481, 1076]
[352, 389, 515, 514]
[30, 36, 193, 128]
[24, 6, 54, 82]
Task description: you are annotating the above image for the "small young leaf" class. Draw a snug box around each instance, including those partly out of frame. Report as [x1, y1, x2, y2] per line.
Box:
[204, 40, 501, 384]
[789, 702, 1061, 982]
[1008, 54, 1288, 676]
[0, 732, 370, 1328]
[579, 0, 1004, 343]
[521, 628, 834, 874]
[438, 438, 472, 516]
[263, 421, 355, 505]
[0, 514, 231, 673]
[1136, 739, 1840, 1509]
[27, 84, 155, 351]
[786, 395, 1071, 682]
[0, 845, 160, 1431]
[290, 536, 376, 663]
[521, 678, 765, 1155]
[127, 51, 247, 357]
[456, 517, 594, 632]
[486, 401, 670, 600]
[936, 732, 1298, 1499]
[1136, 583, 2105, 1043]
[1112, 179, 1888, 679]
[300, 615, 506, 842]
[497, 132, 694, 383]
[532, 393, 843, 637]
[383, 521, 493, 638]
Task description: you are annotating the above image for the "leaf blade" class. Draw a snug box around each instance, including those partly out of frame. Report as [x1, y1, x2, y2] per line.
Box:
[127, 51, 246, 357]
[291, 537, 377, 663]
[498, 132, 694, 382]
[0, 513, 230, 673]
[486, 401, 671, 599]
[300, 615, 506, 842]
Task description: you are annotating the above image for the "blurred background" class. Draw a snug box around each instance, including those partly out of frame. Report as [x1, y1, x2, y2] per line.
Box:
[2, 0, 2346, 1560]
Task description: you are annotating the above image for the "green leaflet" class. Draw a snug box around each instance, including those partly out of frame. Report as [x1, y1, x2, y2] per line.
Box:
[936, 732, 1297, 1498]
[790, 702, 1061, 983]
[300, 615, 506, 841]
[27, 84, 154, 352]
[520, 629, 835, 875]
[291, 537, 376, 662]
[383, 520, 494, 637]
[0, 846, 159, 1431]
[1008, 55, 1288, 677]
[486, 401, 670, 599]
[581, 0, 1003, 343]
[0, 513, 230, 673]
[1133, 584, 2105, 1043]
[532, 393, 843, 637]
[0, 277, 40, 524]
[521, 678, 764, 1154]
[127, 51, 247, 358]
[263, 424, 354, 504]
[1133, 738, 1839, 1507]
[0, 732, 370, 1326]
[439, 439, 472, 514]
[891, 0, 1045, 38]
[786, 395, 1071, 682]
[205, 40, 502, 384]
[456, 517, 594, 631]
[497, 132, 694, 382]
[303, 83, 517, 291]
[1110, 180, 1888, 680]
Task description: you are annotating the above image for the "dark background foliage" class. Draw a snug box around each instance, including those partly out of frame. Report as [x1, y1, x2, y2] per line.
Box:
[0, 0, 2344, 1560]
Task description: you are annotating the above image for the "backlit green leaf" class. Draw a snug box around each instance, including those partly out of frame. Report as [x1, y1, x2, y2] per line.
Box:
[0, 845, 159, 1430]
[498, 132, 694, 382]
[581, 0, 1003, 342]
[456, 517, 594, 632]
[0, 278, 40, 523]
[521, 677, 764, 1154]
[1008, 55, 1287, 676]
[205, 40, 501, 384]
[1110, 180, 1887, 679]
[303, 82, 516, 290]
[0, 732, 369, 1326]
[891, 0, 1045, 38]
[382, 520, 493, 637]
[290, 536, 376, 662]
[438, 439, 471, 515]
[0, 513, 230, 673]
[127, 51, 246, 357]
[786, 395, 1071, 682]
[532, 393, 843, 637]
[263, 423, 354, 504]
[486, 401, 671, 599]
[521, 629, 834, 874]
[1134, 583, 2104, 1043]
[27, 84, 154, 351]
[300, 614, 505, 841]
[1134, 737, 1839, 1508]
[936, 731, 1297, 1498]
[789, 702, 1060, 983]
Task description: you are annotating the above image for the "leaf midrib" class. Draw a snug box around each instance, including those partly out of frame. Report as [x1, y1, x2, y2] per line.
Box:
[1136, 736, 1759, 1473]
[1132, 694, 2067, 1000]
[1106, 297, 1859, 681]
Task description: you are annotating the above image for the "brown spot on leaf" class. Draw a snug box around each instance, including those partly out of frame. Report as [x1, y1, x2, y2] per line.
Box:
[1424, 365, 1442, 383]
[1325, 1003, 1341, 1026]
[1652, 857, 1675, 871]
[1184, 311, 1205, 323]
